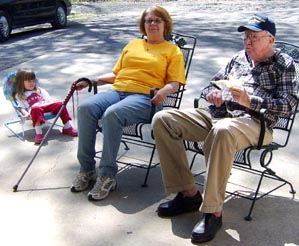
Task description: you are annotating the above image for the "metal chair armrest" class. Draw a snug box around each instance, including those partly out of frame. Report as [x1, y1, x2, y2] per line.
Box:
[193, 96, 266, 150]
[93, 80, 98, 94]
[257, 108, 267, 149]
[194, 97, 201, 108]
[149, 88, 159, 120]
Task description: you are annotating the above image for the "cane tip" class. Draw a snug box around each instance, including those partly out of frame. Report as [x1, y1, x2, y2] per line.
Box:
[13, 185, 18, 192]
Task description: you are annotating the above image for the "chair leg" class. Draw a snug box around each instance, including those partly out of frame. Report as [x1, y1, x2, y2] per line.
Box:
[244, 170, 266, 221]
[189, 152, 199, 171]
[141, 146, 156, 188]
[244, 167, 296, 221]
[121, 140, 130, 150]
[4, 119, 25, 141]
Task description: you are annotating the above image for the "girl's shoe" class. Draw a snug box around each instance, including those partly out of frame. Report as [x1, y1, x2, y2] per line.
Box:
[62, 127, 78, 137]
[34, 134, 44, 144]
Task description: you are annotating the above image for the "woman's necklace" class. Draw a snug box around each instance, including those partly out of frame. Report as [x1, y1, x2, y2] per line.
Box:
[147, 38, 165, 44]
[145, 39, 164, 51]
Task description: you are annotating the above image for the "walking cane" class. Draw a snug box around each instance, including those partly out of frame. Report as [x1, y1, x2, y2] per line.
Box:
[13, 78, 92, 192]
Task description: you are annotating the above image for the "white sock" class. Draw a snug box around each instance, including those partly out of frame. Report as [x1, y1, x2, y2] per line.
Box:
[35, 125, 42, 135]
[63, 121, 72, 129]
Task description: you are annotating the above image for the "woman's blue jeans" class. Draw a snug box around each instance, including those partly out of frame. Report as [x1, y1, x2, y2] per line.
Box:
[77, 89, 161, 178]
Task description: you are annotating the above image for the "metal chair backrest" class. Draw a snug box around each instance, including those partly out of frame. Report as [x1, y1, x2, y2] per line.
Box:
[269, 42, 299, 148]
[161, 32, 196, 109]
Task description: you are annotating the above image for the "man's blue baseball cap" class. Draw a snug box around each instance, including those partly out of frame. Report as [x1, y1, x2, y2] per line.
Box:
[238, 13, 276, 37]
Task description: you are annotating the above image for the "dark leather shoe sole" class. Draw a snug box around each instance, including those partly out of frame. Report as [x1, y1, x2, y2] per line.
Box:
[191, 233, 217, 244]
[158, 203, 200, 217]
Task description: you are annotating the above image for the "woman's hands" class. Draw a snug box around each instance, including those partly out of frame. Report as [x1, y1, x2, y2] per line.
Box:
[151, 82, 180, 106]
[75, 80, 90, 91]
[151, 90, 167, 106]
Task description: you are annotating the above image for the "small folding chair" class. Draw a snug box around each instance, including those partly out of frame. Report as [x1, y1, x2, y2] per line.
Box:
[3, 71, 57, 141]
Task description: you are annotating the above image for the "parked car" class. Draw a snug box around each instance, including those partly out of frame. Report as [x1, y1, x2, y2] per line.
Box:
[0, 0, 72, 42]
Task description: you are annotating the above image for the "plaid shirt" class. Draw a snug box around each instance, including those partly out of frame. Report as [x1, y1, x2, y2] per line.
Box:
[201, 49, 298, 129]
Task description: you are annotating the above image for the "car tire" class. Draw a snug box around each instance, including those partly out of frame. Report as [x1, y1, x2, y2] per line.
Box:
[0, 11, 12, 42]
[51, 3, 67, 29]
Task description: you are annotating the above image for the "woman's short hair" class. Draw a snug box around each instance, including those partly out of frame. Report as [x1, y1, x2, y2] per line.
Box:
[139, 6, 173, 38]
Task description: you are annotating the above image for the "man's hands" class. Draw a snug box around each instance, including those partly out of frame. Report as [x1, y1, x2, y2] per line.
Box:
[206, 85, 251, 108]
[206, 90, 224, 107]
[230, 85, 251, 108]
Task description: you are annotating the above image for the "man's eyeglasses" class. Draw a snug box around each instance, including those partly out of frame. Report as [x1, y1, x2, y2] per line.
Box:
[241, 33, 272, 42]
[144, 18, 163, 25]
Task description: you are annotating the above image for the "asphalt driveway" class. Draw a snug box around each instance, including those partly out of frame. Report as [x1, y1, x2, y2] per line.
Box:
[1, 1, 299, 246]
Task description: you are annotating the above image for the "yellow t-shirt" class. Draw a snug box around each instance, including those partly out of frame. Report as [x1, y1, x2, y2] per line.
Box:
[112, 39, 186, 94]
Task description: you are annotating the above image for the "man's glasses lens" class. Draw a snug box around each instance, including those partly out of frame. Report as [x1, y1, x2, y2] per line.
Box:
[241, 33, 271, 42]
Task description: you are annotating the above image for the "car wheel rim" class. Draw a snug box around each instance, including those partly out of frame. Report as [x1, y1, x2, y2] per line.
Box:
[57, 7, 66, 25]
[0, 16, 9, 37]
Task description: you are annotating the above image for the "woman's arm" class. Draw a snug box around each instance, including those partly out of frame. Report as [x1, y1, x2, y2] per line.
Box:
[93, 72, 116, 86]
[76, 72, 116, 90]
[151, 81, 180, 106]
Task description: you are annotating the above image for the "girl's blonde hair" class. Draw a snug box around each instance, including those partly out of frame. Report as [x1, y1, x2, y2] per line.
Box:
[139, 6, 173, 38]
[15, 68, 39, 101]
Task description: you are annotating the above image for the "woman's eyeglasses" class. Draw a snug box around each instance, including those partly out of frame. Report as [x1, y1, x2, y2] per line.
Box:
[144, 18, 163, 25]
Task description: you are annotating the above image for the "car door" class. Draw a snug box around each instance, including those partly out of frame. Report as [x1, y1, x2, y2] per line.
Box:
[10, 0, 56, 27]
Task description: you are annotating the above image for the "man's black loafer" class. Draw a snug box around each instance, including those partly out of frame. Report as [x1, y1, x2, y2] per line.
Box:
[191, 213, 222, 244]
[157, 191, 202, 217]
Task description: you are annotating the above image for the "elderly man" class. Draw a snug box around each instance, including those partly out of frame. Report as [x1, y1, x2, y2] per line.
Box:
[152, 13, 298, 243]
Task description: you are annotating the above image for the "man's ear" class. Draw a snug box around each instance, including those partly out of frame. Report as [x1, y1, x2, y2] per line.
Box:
[269, 35, 275, 44]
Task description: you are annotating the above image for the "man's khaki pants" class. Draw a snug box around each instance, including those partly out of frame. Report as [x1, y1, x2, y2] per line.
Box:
[152, 107, 273, 213]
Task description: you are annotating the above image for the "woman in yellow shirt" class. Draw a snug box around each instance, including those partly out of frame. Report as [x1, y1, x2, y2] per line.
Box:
[71, 6, 186, 201]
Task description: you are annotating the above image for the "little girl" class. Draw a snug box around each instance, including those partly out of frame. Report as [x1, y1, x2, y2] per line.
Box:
[15, 68, 78, 144]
